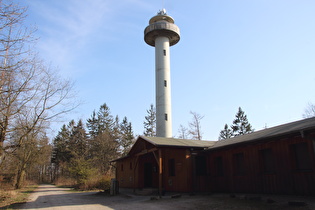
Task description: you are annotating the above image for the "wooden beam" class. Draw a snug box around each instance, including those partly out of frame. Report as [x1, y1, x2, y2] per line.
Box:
[159, 149, 163, 197]
[135, 148, 158, 157]
[153, 150, 159, 164]
[133, 156, 139, 193]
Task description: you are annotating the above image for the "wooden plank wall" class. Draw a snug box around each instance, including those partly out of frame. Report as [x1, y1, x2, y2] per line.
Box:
[161, 148, 193, 192]
[206, 132, 315, 194]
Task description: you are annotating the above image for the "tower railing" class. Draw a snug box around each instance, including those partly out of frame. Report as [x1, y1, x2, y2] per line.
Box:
[144, 22, 180, 35]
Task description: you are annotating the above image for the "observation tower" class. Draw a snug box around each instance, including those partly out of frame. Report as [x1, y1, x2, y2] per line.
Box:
[144, 9, 180, 138]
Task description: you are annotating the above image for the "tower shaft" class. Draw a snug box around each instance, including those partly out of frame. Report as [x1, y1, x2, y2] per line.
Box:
[144, 9, 180, 138]
[155, 36, 172, 137]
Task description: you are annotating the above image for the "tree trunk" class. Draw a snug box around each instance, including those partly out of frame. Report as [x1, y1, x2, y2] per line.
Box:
[15, 164, 26, 189]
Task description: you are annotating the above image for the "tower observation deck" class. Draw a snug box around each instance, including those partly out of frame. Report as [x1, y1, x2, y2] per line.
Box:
[144, 9, 180, 138]
[144, 9, 180, 46]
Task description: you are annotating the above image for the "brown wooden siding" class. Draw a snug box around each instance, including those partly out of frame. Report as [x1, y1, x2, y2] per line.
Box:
[206, 132, 315, 194]
[116, 147, 197, 192]
[161, 148, 193, 192]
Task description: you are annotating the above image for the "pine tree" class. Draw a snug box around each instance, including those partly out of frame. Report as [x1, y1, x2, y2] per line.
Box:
[86, 103, 119, 174]
[69, 119, 88, 157]
[218, 124, 233, 140]
[119, 117, 134, 155]
[97, 103, 114, 134]
[143, 104, 156, 136]
[86, 110, 99, 138]
[52, 124, 71, 165]
[231, 107, 254, 137]
[86, 103, 116, 139]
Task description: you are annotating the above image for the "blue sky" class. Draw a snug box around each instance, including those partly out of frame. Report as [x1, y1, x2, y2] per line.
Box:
[19, 0, 315, 140]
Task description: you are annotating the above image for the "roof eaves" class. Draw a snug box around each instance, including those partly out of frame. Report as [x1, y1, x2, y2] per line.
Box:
[207, 118, 315, 151]
[110, 155, 130, 162]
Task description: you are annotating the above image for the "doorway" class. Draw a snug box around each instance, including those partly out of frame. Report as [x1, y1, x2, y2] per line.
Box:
[144, 162, 153, 187]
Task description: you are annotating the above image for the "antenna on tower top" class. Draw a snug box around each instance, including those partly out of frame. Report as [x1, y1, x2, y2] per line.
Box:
[158, 8, 167, 15]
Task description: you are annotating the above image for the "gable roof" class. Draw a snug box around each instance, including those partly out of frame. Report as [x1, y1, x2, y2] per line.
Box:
[111, 136, 215, 162]
[208, 117, 315, 150]
[112, 117, 315, 162]
[139, 136, 215, 148]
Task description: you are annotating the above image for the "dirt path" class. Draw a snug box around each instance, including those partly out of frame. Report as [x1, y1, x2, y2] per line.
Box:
[16, 184, 151, 210]
[13, 184, 315, 210]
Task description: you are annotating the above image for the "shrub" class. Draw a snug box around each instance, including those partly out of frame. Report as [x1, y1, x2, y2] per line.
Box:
[96, 176, 111, 191]
[54, 177, 76, 187]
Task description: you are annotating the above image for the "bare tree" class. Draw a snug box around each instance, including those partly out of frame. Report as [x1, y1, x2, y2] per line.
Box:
[188, 111, 204, 140]
[0, 1, 77, 175]
[303, 103, 315, 118]
[13, 130, 51, 189]
[177, 124, 189, 139]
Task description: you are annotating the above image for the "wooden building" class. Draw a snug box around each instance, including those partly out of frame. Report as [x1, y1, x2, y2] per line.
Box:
[205, 117, 315, 195]
[113, 117, 315, 195]
[112, 136, 215, 194]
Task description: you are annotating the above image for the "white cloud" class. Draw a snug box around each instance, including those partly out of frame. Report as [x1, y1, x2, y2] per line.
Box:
[24, 0, 158, 77]
[27, 0, 112, 73]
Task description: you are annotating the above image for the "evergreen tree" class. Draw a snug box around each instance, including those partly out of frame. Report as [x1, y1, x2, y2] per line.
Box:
[113, 115, 121, 141]
[86, 111, 99, 138]
[218, 124, 233, 140]
[87, 103, 115, 138]
[231, 107, 254, 137]
[89, 131, 118, 174]
[143, 104, 156, 136]
[119, 117, 134, 155]
[52, 124, 71, 165]
[86, 103, 119, 174]
[69, 119, 88, 157]
[97, 103, 114, 134]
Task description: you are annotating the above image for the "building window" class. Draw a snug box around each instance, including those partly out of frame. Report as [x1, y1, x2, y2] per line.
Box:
[259, 148, 275, 174]
[164, 80, 167, 87]
[168, 159, 175, 176]
[215, 156, 224, 177]
[233, 153, 246, 176]
[165, 113, 168, 121]
[290, 142, 312, 171]
[163, 49, 166, 56]
[195, 156, 207, 176]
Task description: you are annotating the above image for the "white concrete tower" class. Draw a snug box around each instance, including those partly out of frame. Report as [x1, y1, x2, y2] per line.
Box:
[144, 9, 180, 138]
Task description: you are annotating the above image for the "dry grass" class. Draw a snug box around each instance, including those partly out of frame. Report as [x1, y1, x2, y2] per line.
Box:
[0, 185, 37, 209]
[54, 175, 113, 191]
[54, 177, 77, 187]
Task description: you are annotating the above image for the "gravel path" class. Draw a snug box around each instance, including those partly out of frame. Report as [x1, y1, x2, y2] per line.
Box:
[17, 184, 151, 210]
[13, 184, 315, 210]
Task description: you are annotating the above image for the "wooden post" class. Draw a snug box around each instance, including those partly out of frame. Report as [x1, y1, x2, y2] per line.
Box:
[133, 156, 139, 193]
[159, 149, 163, 197]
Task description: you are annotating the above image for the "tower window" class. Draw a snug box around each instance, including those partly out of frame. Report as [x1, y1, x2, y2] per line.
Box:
[164, 80, 167, 87]
[163, 50, 166, 56]
[165, 113, 168, 121]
